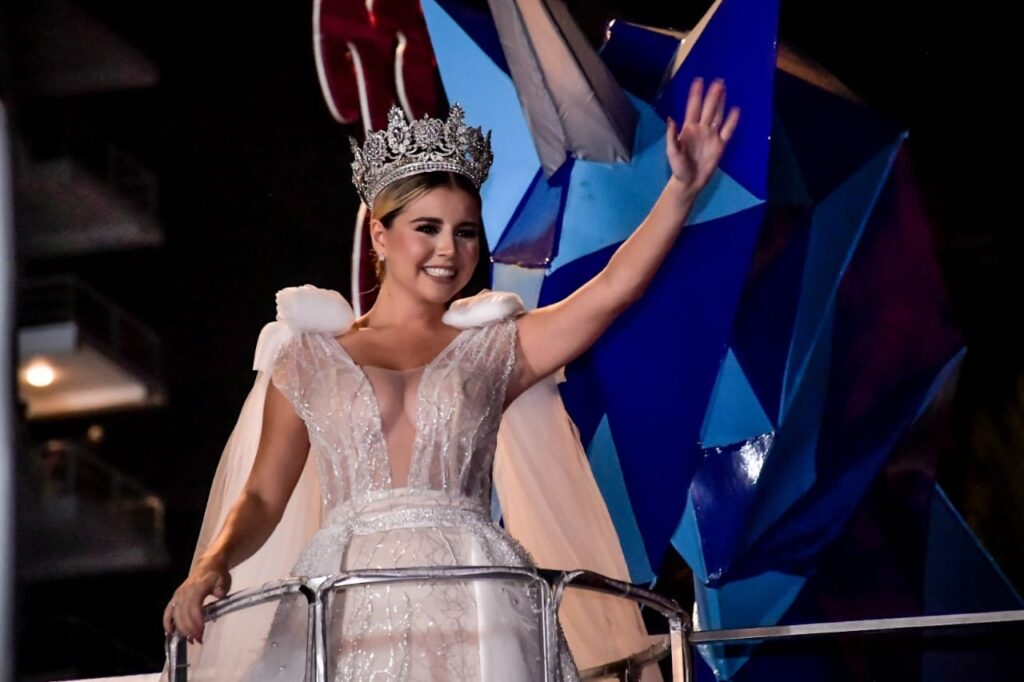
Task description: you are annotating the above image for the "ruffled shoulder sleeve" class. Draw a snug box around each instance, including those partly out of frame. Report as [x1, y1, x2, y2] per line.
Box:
[253, 284, 355, 372]
[250, 285, 355, 420]
[441, 289, 525, 330]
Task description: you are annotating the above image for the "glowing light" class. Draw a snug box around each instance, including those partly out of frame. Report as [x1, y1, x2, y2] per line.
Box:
[24, 359, 57, 387]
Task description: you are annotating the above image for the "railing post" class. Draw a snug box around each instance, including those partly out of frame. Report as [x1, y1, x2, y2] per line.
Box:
[668, 613, 693, 682]
[311, 576, 329, 682]
[165, 632, 187, 682]
[548, 569, 586, 681]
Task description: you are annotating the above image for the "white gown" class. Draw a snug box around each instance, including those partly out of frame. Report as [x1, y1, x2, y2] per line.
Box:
[240, 316, 576, 680]
[165, 287, 656, 682]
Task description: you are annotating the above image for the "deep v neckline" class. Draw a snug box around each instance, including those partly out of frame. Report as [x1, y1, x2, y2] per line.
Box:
[330, 326, 471, 373]
[327, 328, 472, 489]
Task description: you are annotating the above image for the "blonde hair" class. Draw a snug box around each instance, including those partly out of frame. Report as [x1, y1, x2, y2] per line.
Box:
[370, 171, 484, 282]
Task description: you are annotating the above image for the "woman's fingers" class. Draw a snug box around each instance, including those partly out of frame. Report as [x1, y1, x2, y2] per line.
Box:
[186, 598, 206, 643]
[700, 79, 724, 125]
[164, 591, 188, 637]
[213, 572, 231, 599]
[679, 78, 731, 138]
[710, 87, 726, 129]
[162, 600, 175, 635]
[719, 105, 741, 142]
[664, 78, 740, 186]
[667, 118, 687, 163]
[684, 77, 704, 125]
[175, 594, 200, 641]
[163, 580, 216, 642]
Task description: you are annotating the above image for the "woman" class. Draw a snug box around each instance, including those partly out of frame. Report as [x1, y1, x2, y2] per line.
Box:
[164, 77, 739, 680]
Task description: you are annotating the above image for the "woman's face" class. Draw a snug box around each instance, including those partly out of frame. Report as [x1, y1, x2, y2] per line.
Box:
[372, 185, 483, 305]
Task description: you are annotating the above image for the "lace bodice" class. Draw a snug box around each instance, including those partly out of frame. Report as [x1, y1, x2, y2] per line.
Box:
[269, 316, 518, 516]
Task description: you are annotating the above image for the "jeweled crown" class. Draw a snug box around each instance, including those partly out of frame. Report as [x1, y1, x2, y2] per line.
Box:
[349, 104, 493, 209]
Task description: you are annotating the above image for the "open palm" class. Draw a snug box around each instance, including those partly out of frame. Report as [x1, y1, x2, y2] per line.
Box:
[666, 77, 740, 191]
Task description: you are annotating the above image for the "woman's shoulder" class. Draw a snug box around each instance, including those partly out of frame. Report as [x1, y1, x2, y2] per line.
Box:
[253, 284, 354, 372]
[442, 289, 525, 330]
[274, 284, 355, 334]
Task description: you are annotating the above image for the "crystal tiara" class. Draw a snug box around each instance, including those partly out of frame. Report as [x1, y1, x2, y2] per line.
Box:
[349, 104, 494, 210]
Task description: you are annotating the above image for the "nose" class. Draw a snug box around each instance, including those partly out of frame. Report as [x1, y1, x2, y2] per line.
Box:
[436, 229, 455, 256]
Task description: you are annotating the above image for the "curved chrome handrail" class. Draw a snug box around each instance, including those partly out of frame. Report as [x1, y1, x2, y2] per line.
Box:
[166, 570, 1024, 682]
[166, 566, 689, 682]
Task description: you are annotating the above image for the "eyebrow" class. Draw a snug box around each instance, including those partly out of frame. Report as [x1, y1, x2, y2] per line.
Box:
[410, 216, 481, 229]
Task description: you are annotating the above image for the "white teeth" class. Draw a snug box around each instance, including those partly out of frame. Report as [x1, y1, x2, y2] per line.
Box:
[424, 267, 455, 277]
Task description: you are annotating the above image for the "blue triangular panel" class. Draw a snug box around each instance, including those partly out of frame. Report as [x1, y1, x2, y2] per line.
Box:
[691, 433, 775, 583]
[694, 570, 805, 679]
[654, 0, 779, 199]
[700, 347, 774, 448]
[922, 487, 1019, 682]
[672, 492, 709, 583]
[600, 21, 680, 102]
[774, 70, 905, 201]
[924, 485, 1023, 613]
[782, 140, 901, 418]
[492, 160, 572, 267]
[587, 415, 655, 584]
[729, 208, 811, 424]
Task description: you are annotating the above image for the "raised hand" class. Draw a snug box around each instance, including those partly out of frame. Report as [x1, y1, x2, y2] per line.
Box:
[666, 77, 740, 191]
[162, 557, 232, 644]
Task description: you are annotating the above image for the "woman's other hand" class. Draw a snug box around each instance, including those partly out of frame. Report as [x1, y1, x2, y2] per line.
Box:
[162, 557, 232, 643]
[666, 77, 741, 191]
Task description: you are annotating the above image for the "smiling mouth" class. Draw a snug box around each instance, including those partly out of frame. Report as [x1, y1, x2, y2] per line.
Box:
[423, 266, 457, 280]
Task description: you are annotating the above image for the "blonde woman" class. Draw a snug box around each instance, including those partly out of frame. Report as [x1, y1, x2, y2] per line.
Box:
[163, 78, 739, 680]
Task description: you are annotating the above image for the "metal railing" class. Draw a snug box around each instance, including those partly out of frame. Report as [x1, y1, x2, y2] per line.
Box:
[166, 567, 689, 682]
[688, 608, 1024, 645]
[166, 567, 1024, 681]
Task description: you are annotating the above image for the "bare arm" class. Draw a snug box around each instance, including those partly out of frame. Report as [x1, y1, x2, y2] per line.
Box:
[509, 78, 740, 400]
[163, 379, 310, 641]
[194, 381, 310, 568]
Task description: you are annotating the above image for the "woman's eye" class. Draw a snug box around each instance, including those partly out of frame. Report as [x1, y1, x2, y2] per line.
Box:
[457, 229, 479, 239]
[416, 225, 439, 234]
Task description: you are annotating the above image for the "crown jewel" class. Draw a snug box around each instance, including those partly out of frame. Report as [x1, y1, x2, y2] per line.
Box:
[349, 104, 494, 209]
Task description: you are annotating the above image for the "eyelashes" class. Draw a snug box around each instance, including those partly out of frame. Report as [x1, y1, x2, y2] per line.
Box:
[415, 225, 479, 239]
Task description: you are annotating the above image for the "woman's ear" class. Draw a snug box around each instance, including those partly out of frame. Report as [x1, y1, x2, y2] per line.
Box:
[369, 218, 388, 258]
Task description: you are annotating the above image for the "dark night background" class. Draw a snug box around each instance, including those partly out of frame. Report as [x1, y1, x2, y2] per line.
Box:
[2, 0, 1019, 677]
